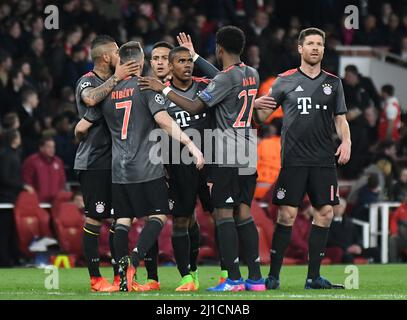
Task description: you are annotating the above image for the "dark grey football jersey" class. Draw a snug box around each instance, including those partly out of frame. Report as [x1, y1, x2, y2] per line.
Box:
[198, 63, 259, 169]
[269, 68, 347, 167]
[165, 77, 211, 131]
[74, 71, 112, 171]
[84, 76, 166, 184]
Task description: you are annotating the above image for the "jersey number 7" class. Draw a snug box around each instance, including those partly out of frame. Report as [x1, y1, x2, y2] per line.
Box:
[233, 89, 257, 128]
[115, 100, 132, 140]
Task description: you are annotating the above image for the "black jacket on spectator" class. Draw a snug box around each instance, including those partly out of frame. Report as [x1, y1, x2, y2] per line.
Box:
[0, 146, 24, 203]
[327, 216, 361, 250]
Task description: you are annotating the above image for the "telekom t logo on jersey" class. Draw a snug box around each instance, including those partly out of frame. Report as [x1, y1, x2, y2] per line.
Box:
[297, 97, 328, 115]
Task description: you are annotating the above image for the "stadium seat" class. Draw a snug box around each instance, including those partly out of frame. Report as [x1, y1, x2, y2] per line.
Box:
[14, 191, 53, 257]
[53, 202, 85, 259]
[257, 226, 270, 264]
[251, 200, 274, 245]
[50, 191, 73, 219]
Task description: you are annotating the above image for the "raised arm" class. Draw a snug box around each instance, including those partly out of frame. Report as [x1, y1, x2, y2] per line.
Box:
[177, 32, 220, 78]
[154, 110, 205, 169]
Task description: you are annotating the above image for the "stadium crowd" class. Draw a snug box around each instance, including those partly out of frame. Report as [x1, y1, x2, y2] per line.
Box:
[1, 0, 407, 267]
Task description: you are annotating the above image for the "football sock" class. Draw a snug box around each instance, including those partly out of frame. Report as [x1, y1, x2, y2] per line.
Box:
[172, 228, 191, 277]
[307, 225, 330, 280]
[236, 217, 262, 280]
[269, 224, 292, 279]
[83, 223, 101, 278]
[114, 224, 130, 262]
[188, 222, 200, 272]
[131, 217, 164, 268]
[216, 218, 241, 280]
[144, 241, 159, 281]
[215, 225, 227, 271]
[109, 222, 119, 276]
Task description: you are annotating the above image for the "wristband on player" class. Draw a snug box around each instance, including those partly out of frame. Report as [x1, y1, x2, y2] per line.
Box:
[162, 86, 172, 96]
[192, 53, 199, 62]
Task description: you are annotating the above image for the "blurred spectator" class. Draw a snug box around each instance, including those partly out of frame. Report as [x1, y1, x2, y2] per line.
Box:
[1, 112, 20, 130]
[378, 84, 401, 142]
[350, 173, 380, 222]
[386, 13, 403, 53]
[22, 137, 66, 203]
[392, 167, 407, 202]
[343, 65, 380, 113]
[63, 45, 89, 89]
[353, 14, 385, 46]
[327, 198, 380, 263]
[254, 118, 282, 199]
[1, 18, 25, 59]
[389, 191, 407, 262]
[2, 68, 24, 117]
[14, 88, 42, 158]
[0, 129, 33, 267]
[53, 114, 78, 180]
[27, 37, 47, 83]
[0, 50, 12, 89]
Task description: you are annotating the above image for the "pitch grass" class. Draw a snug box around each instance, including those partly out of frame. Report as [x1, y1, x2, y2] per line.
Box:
[0, 264, 406, 300]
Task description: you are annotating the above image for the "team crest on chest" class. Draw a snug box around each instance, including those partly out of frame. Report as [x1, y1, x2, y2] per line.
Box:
[322, 84, 332, 95]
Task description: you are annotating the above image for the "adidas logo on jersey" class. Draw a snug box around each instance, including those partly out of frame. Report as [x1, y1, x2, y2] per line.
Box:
[225, 197, 234, 203]
[295, 85, 304, 92]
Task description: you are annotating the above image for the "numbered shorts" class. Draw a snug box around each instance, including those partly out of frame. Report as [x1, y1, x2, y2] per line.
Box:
[272, 166, 339, 208]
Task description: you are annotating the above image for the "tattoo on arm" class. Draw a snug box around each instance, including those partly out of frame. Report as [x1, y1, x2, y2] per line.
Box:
[81, 75, 117, 106]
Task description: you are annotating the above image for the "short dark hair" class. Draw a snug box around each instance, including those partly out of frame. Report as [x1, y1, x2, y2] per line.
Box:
[2, 112, 19, 129]
[0, 49, 11, 64]
[152, 41, 174, 51]
[91, 35, 115, 50]
[90, 35, 116, 61]
[345, 64, 359, 75]
[21, 87, 37, 103]
[382, 84, 394, 96]
[2, 129, 19, 146]
[39, 136, 54, 147]
[119, 41, 144, 64]
[298, 27, 326, 45]
[216, 26, 246, 55]
[169, 46, 191, 63]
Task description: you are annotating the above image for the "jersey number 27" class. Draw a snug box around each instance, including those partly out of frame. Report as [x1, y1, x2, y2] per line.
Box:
[233, 89, 257, 128]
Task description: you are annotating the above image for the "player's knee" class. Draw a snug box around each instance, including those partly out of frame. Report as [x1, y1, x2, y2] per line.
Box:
[85, 217, 102, 226]
[236, 203, 251, 221]
[277, 207, 297, 226]
[173, 217, 190, 229]
[150, 214, 167, 225]
[314, 207, 333, 226]
[116, 217, 132, 227]
[213, 208, 234, 221]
